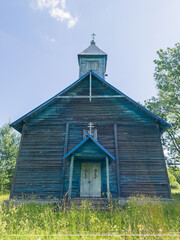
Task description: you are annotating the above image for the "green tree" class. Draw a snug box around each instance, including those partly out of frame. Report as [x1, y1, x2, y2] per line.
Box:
[0, 122, 20, 193]
[169, 166, 180, 185]
[167, 168, 180, 189]
[145, 43, 180, 166]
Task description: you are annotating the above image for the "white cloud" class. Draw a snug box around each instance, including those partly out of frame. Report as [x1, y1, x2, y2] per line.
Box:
[37, 0, 59, 9]
[46, 36, 56, 42]
[61, 0, 66, 9]
[50, 7, 78, 28]
[30, 0, 59, 10]
[31, 0, 78, 28]
[67, 17, 78, 28]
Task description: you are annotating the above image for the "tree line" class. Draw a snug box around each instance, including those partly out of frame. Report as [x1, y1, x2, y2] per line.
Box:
[144, 42, 180, 189]
[145, 42, 180, 167]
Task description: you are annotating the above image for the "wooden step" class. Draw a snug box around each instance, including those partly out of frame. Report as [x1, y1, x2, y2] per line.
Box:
[54, 198, 118, 211]
[71, 197, 109, 204]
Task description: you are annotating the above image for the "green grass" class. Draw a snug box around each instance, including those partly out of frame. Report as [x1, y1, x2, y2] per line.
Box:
[0, 191, 179, 240]
[0, 194, 9, 204]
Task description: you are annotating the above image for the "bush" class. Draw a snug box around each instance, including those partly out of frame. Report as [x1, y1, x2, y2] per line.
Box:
[172, 167, 180, 184]
[167, 168, 180, 189]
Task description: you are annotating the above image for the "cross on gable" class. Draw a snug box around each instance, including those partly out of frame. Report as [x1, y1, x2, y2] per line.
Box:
[87, 122, 94, 136]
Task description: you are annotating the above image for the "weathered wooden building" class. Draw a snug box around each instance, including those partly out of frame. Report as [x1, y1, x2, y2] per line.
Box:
[10, 38, 171, 200]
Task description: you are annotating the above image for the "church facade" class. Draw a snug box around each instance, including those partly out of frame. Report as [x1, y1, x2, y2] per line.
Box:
[10, 39, 171, 200]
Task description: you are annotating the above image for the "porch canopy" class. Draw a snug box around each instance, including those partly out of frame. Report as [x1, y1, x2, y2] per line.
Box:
[63, 136, 115, 200]
[63, 135, 115, 161]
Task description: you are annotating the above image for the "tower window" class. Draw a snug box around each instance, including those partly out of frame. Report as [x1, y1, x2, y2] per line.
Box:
[85, 61, 98, 71]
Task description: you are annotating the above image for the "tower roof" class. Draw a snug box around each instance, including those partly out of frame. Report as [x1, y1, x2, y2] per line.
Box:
[78, 40, 107, 56]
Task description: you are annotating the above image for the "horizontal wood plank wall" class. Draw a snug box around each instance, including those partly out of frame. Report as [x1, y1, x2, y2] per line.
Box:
[117, 124, 170, 198]
[114, 124, 120, 197]
[12, 77, 170, 199]
[62, 76, 89, 96]
[156, 124, 171, 198]
[12, 124, 66, 199]
[92, 76, 119, 96]
[27, 97, 154, 126]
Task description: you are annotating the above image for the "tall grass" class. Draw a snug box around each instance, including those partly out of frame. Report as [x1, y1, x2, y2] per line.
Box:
[0, 192, 179, 240]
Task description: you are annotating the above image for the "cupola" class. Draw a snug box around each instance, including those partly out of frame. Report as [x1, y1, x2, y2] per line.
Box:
[78, 34, 107, 79]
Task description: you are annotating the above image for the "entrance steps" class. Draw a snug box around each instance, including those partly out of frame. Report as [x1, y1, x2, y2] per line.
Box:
[66, 197, 110, 210]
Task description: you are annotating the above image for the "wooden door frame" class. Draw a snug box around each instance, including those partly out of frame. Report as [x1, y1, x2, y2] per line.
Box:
[80, 162, 102, 198]
[68, 156, 110, 200]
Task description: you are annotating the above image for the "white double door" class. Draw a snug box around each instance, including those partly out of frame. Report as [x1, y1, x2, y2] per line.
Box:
[80, 162, 101, 197]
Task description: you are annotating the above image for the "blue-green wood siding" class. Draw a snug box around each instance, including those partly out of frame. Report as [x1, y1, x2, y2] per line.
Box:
[11, 76, 171, 199]
[12, 124, 65, 198]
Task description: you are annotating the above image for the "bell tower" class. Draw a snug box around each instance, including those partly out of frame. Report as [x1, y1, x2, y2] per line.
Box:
[78, 34, 107, 79]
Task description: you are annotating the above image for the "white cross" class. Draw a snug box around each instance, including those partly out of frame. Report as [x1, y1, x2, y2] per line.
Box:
[87, 122, 94, 136]
[91, 33, 96, 41]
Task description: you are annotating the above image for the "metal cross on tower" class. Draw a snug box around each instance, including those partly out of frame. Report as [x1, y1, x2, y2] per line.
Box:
[87, 122, 94, 136]
[91, 33, 96, 41]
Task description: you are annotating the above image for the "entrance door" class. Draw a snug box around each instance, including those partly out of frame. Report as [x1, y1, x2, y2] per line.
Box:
[80, 162, 101, 197]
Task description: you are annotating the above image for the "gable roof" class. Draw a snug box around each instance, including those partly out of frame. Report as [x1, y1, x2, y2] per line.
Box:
[63, 135, 115, 160]
[10, 71, 171, 133]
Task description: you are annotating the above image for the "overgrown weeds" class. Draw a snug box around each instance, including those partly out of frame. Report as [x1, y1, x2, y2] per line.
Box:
[0, 192, 179, 240]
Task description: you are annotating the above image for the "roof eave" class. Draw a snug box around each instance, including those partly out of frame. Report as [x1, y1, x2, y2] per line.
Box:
[11, 70, 171, 133]
[63, 136, 115, 160]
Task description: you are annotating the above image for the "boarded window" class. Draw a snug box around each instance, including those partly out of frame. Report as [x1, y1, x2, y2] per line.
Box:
[85, 61, 98, 71]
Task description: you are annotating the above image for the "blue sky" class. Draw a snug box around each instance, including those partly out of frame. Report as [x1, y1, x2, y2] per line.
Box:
[0, 0, 180, 127]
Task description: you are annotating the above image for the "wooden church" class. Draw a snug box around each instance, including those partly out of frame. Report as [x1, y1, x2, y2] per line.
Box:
[10, 37, 171, 200]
